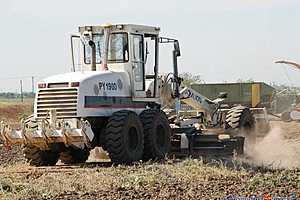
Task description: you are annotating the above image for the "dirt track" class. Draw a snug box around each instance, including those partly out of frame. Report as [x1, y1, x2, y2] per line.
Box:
[270, 120, 300, 141]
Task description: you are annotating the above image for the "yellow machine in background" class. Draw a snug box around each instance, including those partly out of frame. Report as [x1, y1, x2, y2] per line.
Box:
[252, 83, 261, 108]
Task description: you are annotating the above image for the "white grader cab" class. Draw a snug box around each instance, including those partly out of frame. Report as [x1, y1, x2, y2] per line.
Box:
[0, 24, 255, 166]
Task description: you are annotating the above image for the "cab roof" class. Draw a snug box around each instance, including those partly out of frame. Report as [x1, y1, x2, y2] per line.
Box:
[79, 23, 160, 35]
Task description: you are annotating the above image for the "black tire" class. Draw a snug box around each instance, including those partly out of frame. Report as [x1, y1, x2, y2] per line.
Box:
[281, 111, 292, 122]
[225, 106, 256, 147]
[23, 145, 59, 166]
[59, 147, 90, 164]
[105, 110, 144, 164]
[140, 109, 171, 161]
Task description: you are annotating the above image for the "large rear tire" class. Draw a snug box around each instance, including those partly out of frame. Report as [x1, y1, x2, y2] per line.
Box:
[225, 106, 256, 149]
[105, 110, 144, 164]
[140, 109, 171, 161]
[23, 145, 59, 166]
[59, 147, 90, 164]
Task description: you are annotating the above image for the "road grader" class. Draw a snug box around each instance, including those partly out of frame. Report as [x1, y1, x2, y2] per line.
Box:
[0, 24, 255, 166]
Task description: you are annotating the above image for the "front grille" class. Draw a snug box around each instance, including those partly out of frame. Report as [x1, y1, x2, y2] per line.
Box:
[48, 82, 69, 88]
[36, 88, 78, 119]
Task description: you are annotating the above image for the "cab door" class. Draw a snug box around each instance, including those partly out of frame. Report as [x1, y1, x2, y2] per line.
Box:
[131, 34, 145, 98]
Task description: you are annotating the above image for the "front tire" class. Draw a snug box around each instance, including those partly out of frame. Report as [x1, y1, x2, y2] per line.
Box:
[23, 145, 59, 166]
[105, 110, 144, 164]
[140, 109, 171, 161]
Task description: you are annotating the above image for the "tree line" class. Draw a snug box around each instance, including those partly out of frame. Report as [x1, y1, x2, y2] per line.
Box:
[0, 92, 35, 99]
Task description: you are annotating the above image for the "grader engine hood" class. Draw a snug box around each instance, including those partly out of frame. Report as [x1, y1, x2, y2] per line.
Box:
[35, 71, 133, 119]
[35, 71, 99, 119]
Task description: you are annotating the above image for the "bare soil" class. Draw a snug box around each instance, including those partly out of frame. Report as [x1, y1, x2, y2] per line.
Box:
[0, 101, 33, 125]
[0, 101, 32, 166]
[0, 159, 299, 200]
[0, 102, 299, 199]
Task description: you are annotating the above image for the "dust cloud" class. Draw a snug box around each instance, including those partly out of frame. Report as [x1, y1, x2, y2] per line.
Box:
[248, 126, 300, 169]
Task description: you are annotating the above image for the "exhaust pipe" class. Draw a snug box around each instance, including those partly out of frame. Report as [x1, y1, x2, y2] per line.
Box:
[100, 26, 111, 71]
[88, 40, 97, 71]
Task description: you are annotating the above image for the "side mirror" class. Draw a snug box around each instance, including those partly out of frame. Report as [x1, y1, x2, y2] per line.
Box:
[88, 40, 95, 47]
[174, 40, 181, 57]
[217, 92, 228, 99]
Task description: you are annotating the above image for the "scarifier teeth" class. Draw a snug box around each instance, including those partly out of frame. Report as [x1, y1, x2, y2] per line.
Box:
[0, 118, 94, 149]
[0, 121, 25, 145]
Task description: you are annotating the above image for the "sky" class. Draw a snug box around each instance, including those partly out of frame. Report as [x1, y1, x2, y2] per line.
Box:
[1, 0, 300, 92]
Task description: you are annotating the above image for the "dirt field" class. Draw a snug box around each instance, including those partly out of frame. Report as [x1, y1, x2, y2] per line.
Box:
[0, 102, 299, 199]
[0, 101, 32, 166]
[0, 100, 33, 126]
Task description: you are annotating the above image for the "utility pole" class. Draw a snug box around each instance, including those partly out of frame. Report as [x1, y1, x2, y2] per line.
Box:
[31, 76, 35, 94]
[20, 80, 23, 102]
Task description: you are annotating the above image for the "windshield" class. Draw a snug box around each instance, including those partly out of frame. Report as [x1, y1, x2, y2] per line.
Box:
[84, 33, 128, 64]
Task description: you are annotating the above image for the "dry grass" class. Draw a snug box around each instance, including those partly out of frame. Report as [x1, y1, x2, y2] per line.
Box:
[0, 102, 299, 199]
[0, 159, 299, 200]
[0, 99, 33, 125]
